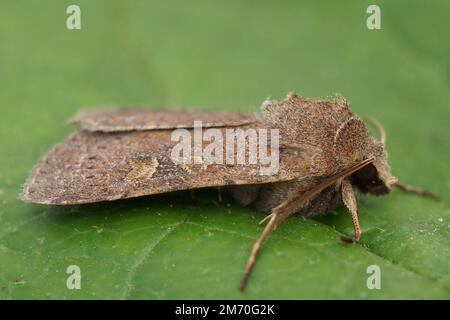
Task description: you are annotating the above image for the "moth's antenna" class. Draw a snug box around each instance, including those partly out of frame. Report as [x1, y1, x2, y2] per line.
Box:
[364, 118, 440, 202]
[364, 117, 386, 144]
[394, 181, 441, 202]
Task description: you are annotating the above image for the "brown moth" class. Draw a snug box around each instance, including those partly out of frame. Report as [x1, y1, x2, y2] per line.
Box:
[20, 92, 438, 291]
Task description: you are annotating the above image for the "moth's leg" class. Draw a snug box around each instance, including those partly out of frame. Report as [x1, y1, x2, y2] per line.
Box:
[239, 212, 287, 291]
[341, 178, 361, 243]
[240, 182, 328, 291]
[258, 213, 273, 225]
[239, 157, 376, 291]
[394, 181, 440, 202]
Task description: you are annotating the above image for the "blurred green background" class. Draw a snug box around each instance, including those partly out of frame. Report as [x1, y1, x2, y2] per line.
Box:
[0, 0, 449, 299]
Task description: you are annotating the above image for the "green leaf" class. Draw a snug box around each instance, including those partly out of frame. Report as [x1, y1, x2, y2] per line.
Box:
[0, 0, 449, 299]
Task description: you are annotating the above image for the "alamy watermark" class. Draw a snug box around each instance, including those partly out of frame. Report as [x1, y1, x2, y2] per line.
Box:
[66, 5, 81, 30]
[170, 121, 280, 176]
[366, 5, 381, 30]
[366, 264, 381, 290]
[66, 265, 81, 289]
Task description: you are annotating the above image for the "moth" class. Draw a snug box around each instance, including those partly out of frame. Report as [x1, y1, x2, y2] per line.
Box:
[21, 92, 438, 291]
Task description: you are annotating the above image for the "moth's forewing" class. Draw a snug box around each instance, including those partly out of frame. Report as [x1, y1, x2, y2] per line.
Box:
[21, 95, 364, 205]
[21, 125, 311, 205]
[72, 108, 255, 132]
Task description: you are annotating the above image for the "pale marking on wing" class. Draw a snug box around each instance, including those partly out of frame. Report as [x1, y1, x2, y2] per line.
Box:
[126, 157, 159, 180]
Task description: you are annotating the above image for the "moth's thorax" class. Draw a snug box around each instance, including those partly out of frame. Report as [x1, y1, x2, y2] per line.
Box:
[261, 92, 397, 197]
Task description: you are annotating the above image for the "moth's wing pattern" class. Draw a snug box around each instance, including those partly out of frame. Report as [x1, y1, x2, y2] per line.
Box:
[21, 114, 312, 205]
[72, 108, 256, 132]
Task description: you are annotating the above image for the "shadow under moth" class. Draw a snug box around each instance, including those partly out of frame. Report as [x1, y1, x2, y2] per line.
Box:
[20, 92, 439, 291]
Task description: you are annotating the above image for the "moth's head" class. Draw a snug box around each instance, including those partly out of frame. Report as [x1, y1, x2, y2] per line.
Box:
[334, 117, 397, 195]
[351, 138, 397, 195]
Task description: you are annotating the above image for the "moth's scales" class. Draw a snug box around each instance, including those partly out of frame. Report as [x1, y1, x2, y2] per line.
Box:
[21, 93, 395, 215]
